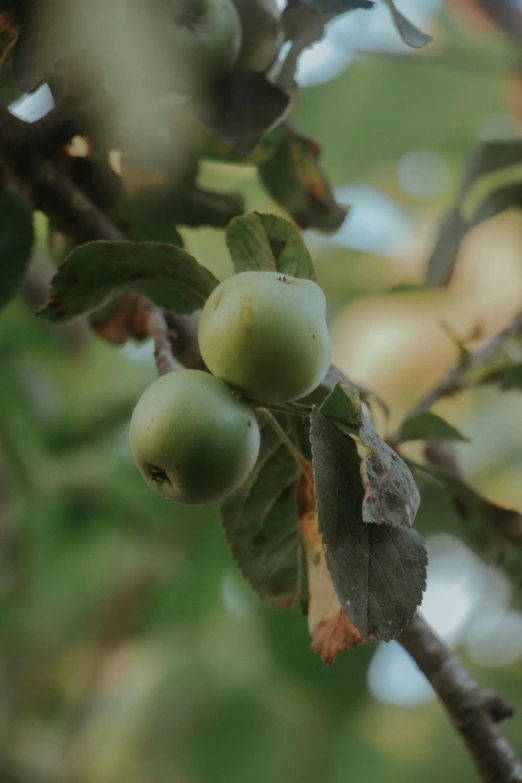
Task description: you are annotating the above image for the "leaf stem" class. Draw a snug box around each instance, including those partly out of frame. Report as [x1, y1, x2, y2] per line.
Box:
[145, 306, 177, 375]
[256, 407, 312, 480]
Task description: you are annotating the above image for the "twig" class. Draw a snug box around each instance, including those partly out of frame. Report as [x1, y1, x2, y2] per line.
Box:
[145, 306, 177, 375]
[400, 614, 522, 783]
[0, 105, 186, 375]
[388, 309, 522, 447]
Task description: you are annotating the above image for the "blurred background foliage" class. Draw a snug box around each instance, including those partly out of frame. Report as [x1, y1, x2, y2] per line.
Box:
[2, 1, 522, 781]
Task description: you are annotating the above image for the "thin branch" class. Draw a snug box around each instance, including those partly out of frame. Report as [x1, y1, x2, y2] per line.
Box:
[145, 306, 177, 375]
[388, 309, 522, 446]
[0, 105, 193, 376]
[400, 614, 522, 783]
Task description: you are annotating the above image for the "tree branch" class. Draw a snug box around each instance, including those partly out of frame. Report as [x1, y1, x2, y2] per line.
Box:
[0, 105, 185, 375]
[388, 309, 522, 443]
[400, 614, 522, 783]
[3, 97, 522, 783]
[145, 306, 177, 375]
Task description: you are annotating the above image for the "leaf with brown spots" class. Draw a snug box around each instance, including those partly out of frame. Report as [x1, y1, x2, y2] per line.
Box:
[320, 383, 420, 529]
[298, 473, 363, 664]
[37, 240, 219, 323]
[258, 127, 348, 233]
[226, 212, 315, 280]
[310, 408, 427, 642]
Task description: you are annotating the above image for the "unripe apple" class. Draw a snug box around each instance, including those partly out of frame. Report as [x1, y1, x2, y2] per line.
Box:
[232, 0, 284, 72]
[126, 0, 243, 93]
[129, 370, 260, 504]
[198, 271, 332, 404]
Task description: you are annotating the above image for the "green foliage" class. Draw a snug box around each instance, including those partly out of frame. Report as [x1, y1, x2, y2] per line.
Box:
[221, 418, 303, 607]
[397, 412, 468, 444]
[226, 212, 315, 278]
[37, 241, 220, 322]
[258, 127, 348, 233]
[0, 187, 34, 312]
[320, 384, 420, 528]
[310, 406, 427, 641]
[196, 72, 292, 156]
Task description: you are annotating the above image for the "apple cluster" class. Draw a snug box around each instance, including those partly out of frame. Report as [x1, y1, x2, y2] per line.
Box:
[129, 271, 332, 504]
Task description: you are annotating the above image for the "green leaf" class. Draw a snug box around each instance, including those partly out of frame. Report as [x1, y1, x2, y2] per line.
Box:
[37, 241, 219, 323]
[427, 141, 522, 287]
[311, 409, 427, 641]
[398, 412, 468, 443]
[301, 365, 390, 419]
[0, 188, 34, 311]
[382, 0, 432, 49]
[195, 72, 291, 157]
[319, 383, 420, 529]
[479, 363, 522, 391]
[220, 420, 302, 608]
[258, 127, 348, 233]
[225, 212, 315, 279]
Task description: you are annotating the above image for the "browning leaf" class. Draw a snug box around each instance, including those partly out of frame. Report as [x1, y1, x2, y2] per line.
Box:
[298, 473, 363, 664]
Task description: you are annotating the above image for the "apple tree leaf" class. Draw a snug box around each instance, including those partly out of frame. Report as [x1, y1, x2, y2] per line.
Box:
[311, 409, 427, 641]
[225, 211, 315, 279]
[220, 419, 304, 609]
[259, 127, 348, 233]
[195, 72, 291, 157]
[319, 383, 420, 529]
[37, 240, 219, 322]
[397, 411, 468, 443]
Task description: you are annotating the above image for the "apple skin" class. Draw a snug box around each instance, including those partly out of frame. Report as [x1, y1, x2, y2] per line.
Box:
[127, 0, 243, 93]
[231, 0, 284, 72]
[198, 271, 332, 404]
[129, 370, 260, 504]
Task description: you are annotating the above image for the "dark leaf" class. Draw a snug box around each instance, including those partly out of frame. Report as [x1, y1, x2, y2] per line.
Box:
[0, 188, 34, 311]
[37, 240, 219, 323]
[319, 384, 419, 528]
[398, 411, 468, 443]
[195, 72, 292, 157]
[382, 0, 432, 48]
[226, 211, 315, 279]
[258, 127, 348, 233]
[202, 125, 287, 167]
[220, 420, 302, 608]
[311, 409, 427, 641]
[427, 141, 522, 287]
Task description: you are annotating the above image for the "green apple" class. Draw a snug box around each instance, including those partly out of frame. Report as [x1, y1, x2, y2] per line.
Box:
[232, 0, 284, 72]
[129, 370, 260, 504]
[126, 0, 243, 93]
[198, 271, 332, 404]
